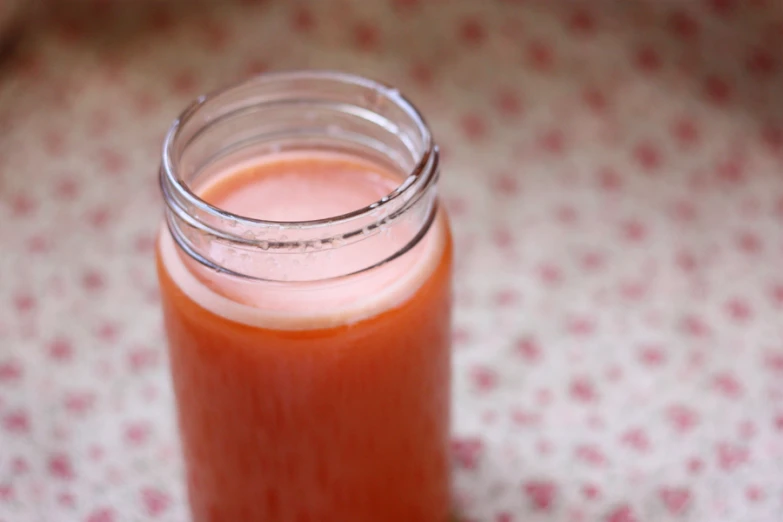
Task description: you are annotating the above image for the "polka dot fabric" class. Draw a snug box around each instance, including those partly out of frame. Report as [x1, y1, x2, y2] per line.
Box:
[1, 1, 783, 521]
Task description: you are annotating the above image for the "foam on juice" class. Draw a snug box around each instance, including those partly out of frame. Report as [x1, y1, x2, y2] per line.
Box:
[158, 151, 445, 330]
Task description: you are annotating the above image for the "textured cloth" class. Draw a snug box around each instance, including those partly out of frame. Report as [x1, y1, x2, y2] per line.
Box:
[1, 1, 783, 521]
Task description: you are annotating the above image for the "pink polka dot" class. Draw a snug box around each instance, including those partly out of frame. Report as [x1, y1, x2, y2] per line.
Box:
[668, 404, 700, 432]
[682, 315, 711, 337]
[746, 485, 765, 501]
[746, 48, 778, 77]
[713, 372, 744, 397]
[202, 20, 230, 51]
[668, 9, 700, 39]
[725, 298, 752, 321]
[633, 142, 662, 171]
[290, 6, 315, 32]
[570, 376, 597, 401]
[515, 336, 541, 362]
[0, 360, 22, 382]
[770, 283, 783, 307]
[0, 484, 14, 501]
[538, 263, 563, 284]
[408, 62, 434, 88]
[243, 59, 269, 78]
[3, 410, 30, 434]
[491, 172, 520, 195]
[48, 338, 74, 362]
[708, 0, 739, 17]
[43, 129, 66, 157]
[659, 488, 691, 514]
[11, 457, 29, 475]
[704, 75, 733, 105]
[57, 492, 76, 507]
[737, 231, 762, 253]
[606, 505, 639, 522]
[13, 293, 36, 313]
[582, 483, 601, 499]
[687, 458, 704, 474]
[526, 40, 554, 71]
[460, 113, 489, 141]
[671, 200, 698, 223]
[11, 194, 37, 217]
[95, 321, 120, 342]
[124, 422, 152, 446]
[147, 5, 174, 31]
[494, 88, 523, 117]
[64, 392, 96, 415]
[639, 345, 666, 366]
[538, 129, 565, 154]
[761, 124, 783, 152]
[55, 177, 80, 199]
[82, 270, 106, 292]
[141, 487, 171, 516]
[451, 437, 484, 470]
[596, 167, 621, 191]
[523, 481, 556, 511]
[127, 346, 160, 372]
[352, 22, 380, 51]
[471, 366, 499, 392]
[583, 87, 608, 113]
[716, 442, 749, 471]
[496, 512, 514, 522]
[635, 46, 662, 72]
[621, 220, 647, 242]
[567, 8, 595, 34]
[716, 159, 745, 183]
[672, 117, 700, 147]
[48, 454, 75, 480]
[170, 70, 198, 96]
[86, 207, 112, 228]
[86, 507, 115, 522]
[568, 317, 595, 336]
[458, 17, 486, 46]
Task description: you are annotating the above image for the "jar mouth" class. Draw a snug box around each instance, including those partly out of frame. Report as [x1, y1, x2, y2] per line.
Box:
[161, 70, 437, 231]
[159, 70, 441, 282]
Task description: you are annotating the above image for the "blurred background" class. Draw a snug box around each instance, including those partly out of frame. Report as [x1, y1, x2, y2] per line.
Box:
[1, 1, 783, 521]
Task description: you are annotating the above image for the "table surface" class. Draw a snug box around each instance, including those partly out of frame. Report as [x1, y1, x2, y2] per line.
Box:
[2, 1, 783, 521]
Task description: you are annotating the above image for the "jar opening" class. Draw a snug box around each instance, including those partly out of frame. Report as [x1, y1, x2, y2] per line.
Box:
[160, 70, 440, 282]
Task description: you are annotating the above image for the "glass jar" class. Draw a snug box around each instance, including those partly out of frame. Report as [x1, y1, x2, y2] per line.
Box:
[156, 71, 452, 522]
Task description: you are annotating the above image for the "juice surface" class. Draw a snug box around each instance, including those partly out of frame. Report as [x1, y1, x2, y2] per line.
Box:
[156, 152, 452, 522]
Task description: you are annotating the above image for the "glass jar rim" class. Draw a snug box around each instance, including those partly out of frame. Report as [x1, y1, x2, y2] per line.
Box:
[161, 69, 437, 232]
